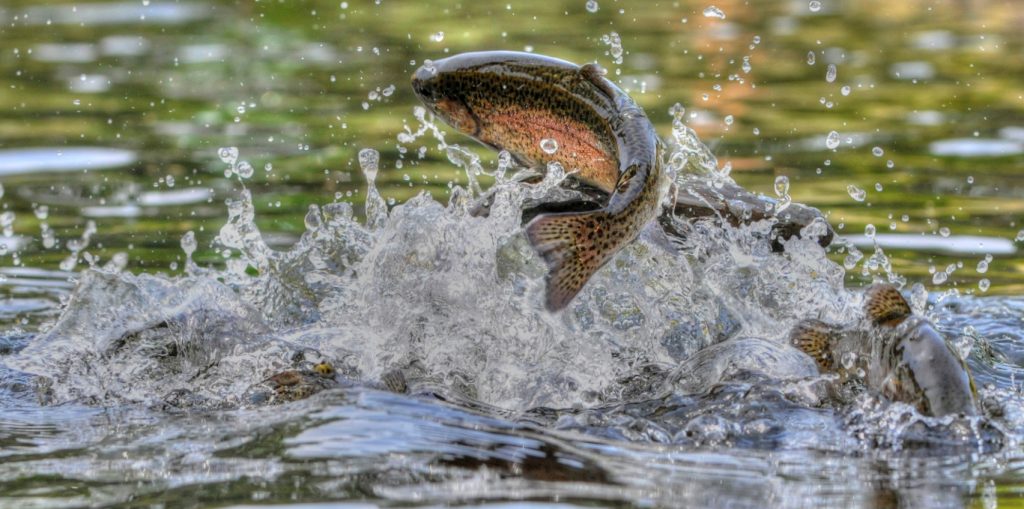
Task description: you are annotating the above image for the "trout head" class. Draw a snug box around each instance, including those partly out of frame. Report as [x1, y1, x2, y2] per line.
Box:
[412, 63, 481, 137]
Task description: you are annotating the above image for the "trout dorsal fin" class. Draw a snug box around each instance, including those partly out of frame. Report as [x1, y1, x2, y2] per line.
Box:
[789, 319, 838, 371]
[525, 210, 615, 311]
[579, 63, 620, 102]
[864, 284, 912, 326]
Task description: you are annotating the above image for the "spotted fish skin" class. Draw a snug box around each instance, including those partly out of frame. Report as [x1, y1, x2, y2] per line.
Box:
[790, 284, 977, 416]
[413, 51, 667, 310]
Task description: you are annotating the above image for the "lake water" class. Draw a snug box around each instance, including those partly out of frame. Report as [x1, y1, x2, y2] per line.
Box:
[1, 1, 1023, 507]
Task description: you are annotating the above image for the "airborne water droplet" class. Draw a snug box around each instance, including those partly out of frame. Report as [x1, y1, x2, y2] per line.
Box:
[774, 175, 789, 197]
[809, 0, 822, 12]
[979, 278, 991, 292]
[1016, 229, 1024, 242]
[806, 51, 816, 65]
[846, 184, 866, 202]
[180, 231, 196, 258]
[235, 161, 254, 179]
[359, 148, 380, 182]
[218, 146, 239, 164]
[872, 146, 884, 157]
[585, 0, 599, 12]
[865, 224, 876, 238]
[939, 226, 951, 237]
[826, 130, 840, 149]
[825, 64, 837, 83]
[540, 138, 559, 154]
[703, 6, 726, 19]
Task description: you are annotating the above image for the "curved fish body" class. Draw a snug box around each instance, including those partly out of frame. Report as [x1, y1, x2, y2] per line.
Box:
[413, 51, 667, 310]
[791, 284, 977, 416]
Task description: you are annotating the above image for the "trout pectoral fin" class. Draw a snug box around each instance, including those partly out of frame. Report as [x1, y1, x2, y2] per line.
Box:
[789, 319, 838, 371]
[525, 210, 613, 311]
[864, 284, 913, 326]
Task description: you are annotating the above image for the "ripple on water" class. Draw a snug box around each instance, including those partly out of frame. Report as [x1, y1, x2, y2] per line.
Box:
[0, 147, 136, 176]
[929, 138, 1024, 158]
[842, 233, 1017, 256]
[22, 2, 207, 26]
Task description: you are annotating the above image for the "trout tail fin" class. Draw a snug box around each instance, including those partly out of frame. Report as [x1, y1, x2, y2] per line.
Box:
[789, 319, 838, 371]
[864, 284, 913, 326]
[525, 210, 616, 311]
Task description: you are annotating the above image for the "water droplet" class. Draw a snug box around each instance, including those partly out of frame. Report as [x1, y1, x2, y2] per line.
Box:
[979, 278, 991, 292]
[359, 148, 380, 182]
[702, 5, 726, 19]
[809, 0, 822, 12]
[540, 138, 559, 154]
[806, 51, 816, 65]
[430, 31, 445, 42]
[235, 161, 254, 179]
[826, 130, 840, 149]
[865, 224, 876, 238]
[840, 85, 850, 96]
[872, 146, 884, 157]
[977, 257, 990, 273]
[846, 184, 866, 201]
[886, 160, 895, 169]
[939, 226, 951, 237]
[774, 175, 789, 197]
[841, 351, 857, 370]
[874, 182, 883, 192]
[585, 0, 599, 12]
[967, 175, 974, 184]
[304, 204, 323, 231]
[932, 271, 948, 285]
[180, 231, 196, 258]
[752, 127, 760, 135]
[601, 32, 624, 65]
[724, 115, 734, 125]
[825, 64, 837, 83]
[1016, 229, 1024, 242]
[218, 146, 239, 165]
[236, 105, 246, 115]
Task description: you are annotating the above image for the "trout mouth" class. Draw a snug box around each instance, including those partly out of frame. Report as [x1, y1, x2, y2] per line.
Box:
[411, 66, 482, 137]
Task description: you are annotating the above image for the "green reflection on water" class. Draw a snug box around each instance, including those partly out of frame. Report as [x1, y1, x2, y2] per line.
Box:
[0, 0, 1020, 297]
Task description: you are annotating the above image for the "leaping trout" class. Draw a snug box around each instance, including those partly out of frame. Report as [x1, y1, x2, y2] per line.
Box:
[411, 51, 833, 311]
[412, 51, 668, 311]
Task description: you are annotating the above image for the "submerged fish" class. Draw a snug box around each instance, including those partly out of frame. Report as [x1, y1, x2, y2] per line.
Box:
[790, 284, 978, 417]
[412, 51, 668, 310]
[411, 51, 833, 310]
